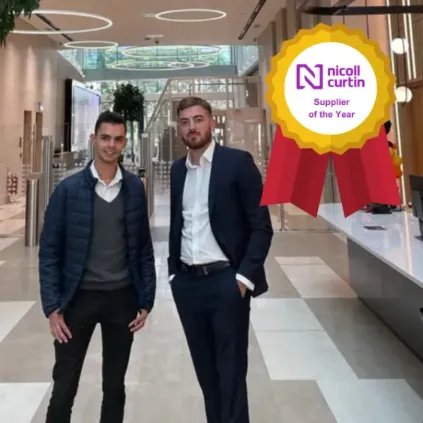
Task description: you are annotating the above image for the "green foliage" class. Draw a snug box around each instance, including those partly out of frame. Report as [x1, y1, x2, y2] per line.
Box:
[112, 83, 145, 123]
[0, 0, 41, 46]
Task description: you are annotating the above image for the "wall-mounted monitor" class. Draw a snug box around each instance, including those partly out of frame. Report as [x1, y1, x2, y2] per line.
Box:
[64, 79, 101, 153]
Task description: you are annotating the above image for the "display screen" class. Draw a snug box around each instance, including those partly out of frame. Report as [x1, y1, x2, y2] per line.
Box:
[70, 83, 101, 152]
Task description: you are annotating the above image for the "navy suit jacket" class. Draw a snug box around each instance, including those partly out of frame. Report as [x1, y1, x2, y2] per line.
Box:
[168, 143, 273, 297]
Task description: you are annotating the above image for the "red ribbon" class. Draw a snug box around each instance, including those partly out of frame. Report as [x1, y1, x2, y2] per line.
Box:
[261, 126, 401, 217]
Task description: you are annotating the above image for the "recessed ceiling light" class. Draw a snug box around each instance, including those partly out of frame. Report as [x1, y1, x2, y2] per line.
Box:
[63, 40, 118, 49]
[155, 9, 226, 22]
[12, 10, 113, 34]
[145, 34, 164, 38]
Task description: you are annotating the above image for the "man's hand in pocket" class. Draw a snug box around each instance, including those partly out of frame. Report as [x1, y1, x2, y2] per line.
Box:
[237, 280, 247, 298]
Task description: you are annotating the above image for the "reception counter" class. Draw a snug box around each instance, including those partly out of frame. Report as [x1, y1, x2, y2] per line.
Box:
[318, 203, 423, 360]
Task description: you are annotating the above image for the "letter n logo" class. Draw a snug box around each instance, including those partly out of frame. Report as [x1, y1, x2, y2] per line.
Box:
[296, 64, 323, 89]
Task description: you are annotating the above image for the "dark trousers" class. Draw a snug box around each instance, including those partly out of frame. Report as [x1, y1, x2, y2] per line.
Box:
[171, 266, 251, 423]
[45, 285, 139, 423]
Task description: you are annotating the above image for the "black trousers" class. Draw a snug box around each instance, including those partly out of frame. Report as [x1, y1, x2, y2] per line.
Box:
[171, 266, 251, 423]
[45, 285, 139, 423]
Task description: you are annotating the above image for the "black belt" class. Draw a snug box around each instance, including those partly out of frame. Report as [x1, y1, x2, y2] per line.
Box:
[180, 261, 230, 277]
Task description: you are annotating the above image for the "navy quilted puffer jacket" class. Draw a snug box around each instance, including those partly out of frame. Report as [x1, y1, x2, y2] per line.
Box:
[38, 162, 156, 318]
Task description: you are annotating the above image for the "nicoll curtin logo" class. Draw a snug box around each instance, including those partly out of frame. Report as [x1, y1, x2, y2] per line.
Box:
[296, 64, 365, 90]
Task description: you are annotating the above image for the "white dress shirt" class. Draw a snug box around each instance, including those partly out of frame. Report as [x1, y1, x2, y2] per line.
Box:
[175, 141, 254, 291]
[90, 161, 122, 202]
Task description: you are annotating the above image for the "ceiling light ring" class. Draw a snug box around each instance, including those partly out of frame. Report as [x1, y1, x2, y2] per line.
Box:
[109, 60, 193, 71]
[181, 61, 210, 68]
[121, 45, 221, 59]
[155, 8, 226, 22]
[12, 10, 113, 35]
[167, 61, 209, 68]
[168, 62, 194, 68]
[63, 40, 118, 49]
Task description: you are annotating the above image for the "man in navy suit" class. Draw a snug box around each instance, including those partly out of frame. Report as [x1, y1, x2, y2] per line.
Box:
[168, 97, 273, 423]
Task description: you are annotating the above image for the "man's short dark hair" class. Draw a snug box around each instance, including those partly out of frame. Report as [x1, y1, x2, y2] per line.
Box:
[94, 110, 127, 134]
[384, 120, 392, 135]
[176, 97, 212, 118]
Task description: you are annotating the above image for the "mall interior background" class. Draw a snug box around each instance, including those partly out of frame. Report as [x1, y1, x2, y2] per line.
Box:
[0, 0, 419, 228]
[2, 1, 423, 422]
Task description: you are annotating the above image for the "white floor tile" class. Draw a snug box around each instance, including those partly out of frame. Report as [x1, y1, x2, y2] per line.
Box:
[0, 301, 35, 343]
[276, 256, 356, 298]
[251, 299, 323, 331]
[255, 330, 357, 381]
[0, 237, 19, 253]
[0, 219, 25, 235]
[318, 379, 423, 423]
[0, 383, 50, 423]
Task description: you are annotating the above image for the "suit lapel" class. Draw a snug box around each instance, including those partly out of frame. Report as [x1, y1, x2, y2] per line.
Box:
[208, 143, 221, 215]
[175, 159, 187, 216]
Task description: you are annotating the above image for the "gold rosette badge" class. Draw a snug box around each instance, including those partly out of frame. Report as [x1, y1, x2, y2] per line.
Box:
[265, 23, 396, 155]
[261, 23, 401, 219]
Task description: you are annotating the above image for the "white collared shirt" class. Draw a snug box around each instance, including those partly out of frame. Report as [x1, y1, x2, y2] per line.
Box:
[90, 161, 122, 202]
[178, 141, 254, 291]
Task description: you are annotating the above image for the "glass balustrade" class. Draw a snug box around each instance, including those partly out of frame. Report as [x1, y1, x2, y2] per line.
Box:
[234, 45, 259, 75]
[60, 45, 238, 72]
[143, 76, 265, 195]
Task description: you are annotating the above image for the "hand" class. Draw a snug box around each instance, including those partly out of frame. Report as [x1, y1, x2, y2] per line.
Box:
[129, 309, 148, 332]
[49, 310, 72, 344]
[237, 280, 247, 298]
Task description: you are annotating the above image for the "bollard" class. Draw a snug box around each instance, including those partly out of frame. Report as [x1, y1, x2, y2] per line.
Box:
[38, 137, 53, 232]
[25, 175, 40, 247]
[138, 168, 149, 215]
[141, 133, 154, 217]
[42, 136, 54, 207]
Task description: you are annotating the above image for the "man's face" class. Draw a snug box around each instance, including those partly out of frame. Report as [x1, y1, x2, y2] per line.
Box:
[177, 105, 215, 150]
[91, 123, 127, 164]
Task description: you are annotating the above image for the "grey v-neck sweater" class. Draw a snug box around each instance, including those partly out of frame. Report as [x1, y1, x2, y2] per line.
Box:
[80, 191, 131, 290]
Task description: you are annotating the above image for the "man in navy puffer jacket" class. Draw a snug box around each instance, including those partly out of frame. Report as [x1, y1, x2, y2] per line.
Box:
[39, 110, 156, 423]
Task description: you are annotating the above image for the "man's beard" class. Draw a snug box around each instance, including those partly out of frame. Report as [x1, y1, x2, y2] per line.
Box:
[182, 129, 212, 150]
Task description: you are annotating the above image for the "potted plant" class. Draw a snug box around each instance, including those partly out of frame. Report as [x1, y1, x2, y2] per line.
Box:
[0, 0, 41, 46]
[112, 83, 145, 162]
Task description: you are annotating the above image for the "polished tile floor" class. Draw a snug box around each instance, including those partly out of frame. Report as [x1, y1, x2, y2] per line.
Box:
[1, 195, 423, 422]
